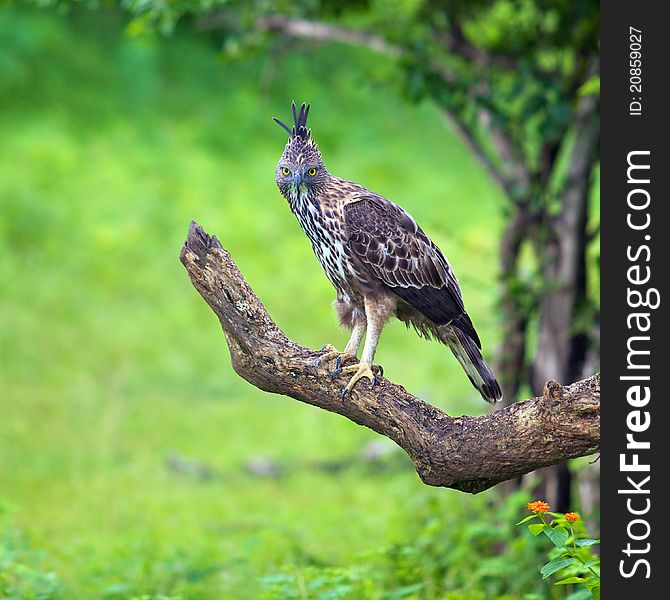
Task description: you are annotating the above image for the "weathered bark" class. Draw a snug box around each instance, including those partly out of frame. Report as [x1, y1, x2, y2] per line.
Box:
[180, 221, 600, 494]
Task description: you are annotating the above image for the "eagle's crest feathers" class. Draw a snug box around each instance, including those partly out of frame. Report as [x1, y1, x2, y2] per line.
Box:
[273, 101, 311, 140]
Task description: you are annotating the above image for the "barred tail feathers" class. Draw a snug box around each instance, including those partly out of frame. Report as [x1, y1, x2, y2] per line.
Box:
[445, 326, 502, 403]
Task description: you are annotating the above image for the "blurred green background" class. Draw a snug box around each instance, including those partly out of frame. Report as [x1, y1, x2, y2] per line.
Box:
[0, 4, 595, 599]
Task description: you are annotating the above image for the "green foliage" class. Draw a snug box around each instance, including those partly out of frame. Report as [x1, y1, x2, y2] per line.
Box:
[255, 491, 565, 599]
[518, 506, 600, 599]
[0, 502, 61, 600]
[361, 491, 554, 598]
[578, 76, 600, 98]
[103, 0, 598, 178]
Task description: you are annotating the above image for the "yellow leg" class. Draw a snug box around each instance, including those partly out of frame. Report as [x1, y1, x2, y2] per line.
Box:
[316, 344, 343, 364]
[338, 295, 393, 397]
[316, 317, 366, 368]
[338, 361, 382, 398]
[316, 344, 356, 369]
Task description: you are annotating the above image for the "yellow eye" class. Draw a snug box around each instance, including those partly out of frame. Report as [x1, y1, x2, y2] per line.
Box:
[307, 168, 317, 177]
[281, 167, 291, 176]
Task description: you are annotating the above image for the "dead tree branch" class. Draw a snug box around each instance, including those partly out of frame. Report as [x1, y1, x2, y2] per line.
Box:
[256, 16, 403, 57]
[180, 221, 600, 494]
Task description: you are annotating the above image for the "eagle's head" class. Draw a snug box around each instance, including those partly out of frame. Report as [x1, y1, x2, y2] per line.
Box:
[274, 102, 328, 202]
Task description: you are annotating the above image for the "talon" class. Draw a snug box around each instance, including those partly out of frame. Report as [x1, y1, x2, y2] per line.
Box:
[318, 348, 359, 373]
[316, 344, 342, 367]
[338, 362, 377, 397]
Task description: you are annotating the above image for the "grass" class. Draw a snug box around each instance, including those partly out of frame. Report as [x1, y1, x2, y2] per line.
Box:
[0, 6, 516, 598]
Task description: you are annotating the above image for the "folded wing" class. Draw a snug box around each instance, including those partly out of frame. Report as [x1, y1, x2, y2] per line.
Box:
[343, 195, 480, 348]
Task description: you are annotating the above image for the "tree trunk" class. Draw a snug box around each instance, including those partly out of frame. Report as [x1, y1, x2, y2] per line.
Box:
[496, 204, 531, 406]
[530, 92, 599, 511]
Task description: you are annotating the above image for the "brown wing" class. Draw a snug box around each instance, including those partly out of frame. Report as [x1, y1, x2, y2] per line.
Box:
[343, 195, 480, 347]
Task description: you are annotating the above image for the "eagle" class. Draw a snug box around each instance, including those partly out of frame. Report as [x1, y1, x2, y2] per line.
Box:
[273, 102, 502, 403]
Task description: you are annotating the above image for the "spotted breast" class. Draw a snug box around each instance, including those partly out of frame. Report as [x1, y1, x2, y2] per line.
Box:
[287, 188, 368, 303]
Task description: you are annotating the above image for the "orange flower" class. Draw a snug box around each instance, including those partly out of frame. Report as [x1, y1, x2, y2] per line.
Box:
[565, 512, 580, 523]
[527, 500, 550, 514]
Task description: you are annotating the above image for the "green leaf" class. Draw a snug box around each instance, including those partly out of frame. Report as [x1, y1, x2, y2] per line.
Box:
[576, 538, 600, 547]
[541, 557, 576, 578]
[584, 559, 600, 568]
[516, 515, 537, 525]
[555, 576, 587, 585]
[528, 523, 545, 536]
[587, 581, 600, 600]
[544, 526, 569, 547]
[547, 512, 563, 518]
[578, 75, 600, 97]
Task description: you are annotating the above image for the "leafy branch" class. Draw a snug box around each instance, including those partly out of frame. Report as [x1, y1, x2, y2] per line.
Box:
[518, 502, 600, 598]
